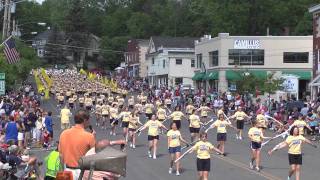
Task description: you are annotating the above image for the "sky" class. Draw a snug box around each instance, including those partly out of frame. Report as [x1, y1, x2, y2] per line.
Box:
[35, 0, 44, 4]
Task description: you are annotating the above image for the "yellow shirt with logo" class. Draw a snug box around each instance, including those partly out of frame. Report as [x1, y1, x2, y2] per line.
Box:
[167, 130, 181, 147]
[212, 120, 229, 133]
[233, 111, 247, 121]
[60, 108, 71, 124]
[189, 114, 200, 128]
[193, 141, 214, 159]
[157, 108, 166, 120]
[101, 105, 109, 115]
[120, 111, 131, 122]
[292, 120, 307, 135]
[129, 116, 139, 129]
[145, 104, 154, 114]
[145, 120, 162, 136]
[171, 111, 184, 121]
[248, 127, 263, 142]
[200, 106, 209, 117]
[186, 105, 195, 114]
[128, 98, 134, 105]
[285, 135, 306, 154]
[109, 107, 118, 119]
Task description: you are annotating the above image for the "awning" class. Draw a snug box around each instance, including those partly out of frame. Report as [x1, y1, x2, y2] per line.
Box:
[282, 71, 312, 80]
[205, 71, 219, 80]
[226, 70, 267, 81]
[192, 72, 205, 81]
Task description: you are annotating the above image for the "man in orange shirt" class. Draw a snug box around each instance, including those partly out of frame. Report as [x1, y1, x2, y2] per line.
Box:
[59, 110, 111, 180]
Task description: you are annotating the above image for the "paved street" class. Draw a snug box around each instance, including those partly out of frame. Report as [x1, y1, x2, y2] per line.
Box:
[32, 97, 320, 180]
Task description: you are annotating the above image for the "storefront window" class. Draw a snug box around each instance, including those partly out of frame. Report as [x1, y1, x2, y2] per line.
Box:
[228, 49, 264, 65]
[175, 77, 183, 85]
[283, 52, 309, 63]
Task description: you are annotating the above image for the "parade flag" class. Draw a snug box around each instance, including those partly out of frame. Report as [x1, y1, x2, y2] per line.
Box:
[3, 36, 20, 64]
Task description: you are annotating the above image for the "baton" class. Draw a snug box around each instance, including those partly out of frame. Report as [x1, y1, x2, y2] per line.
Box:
[265, 115, 284, 126]
[223, 113, 232, 124]
[174, 147, 194, 163]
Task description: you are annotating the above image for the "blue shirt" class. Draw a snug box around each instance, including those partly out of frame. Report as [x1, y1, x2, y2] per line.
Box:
[5, 122, 18, 143]
[45, 116, 53, 132]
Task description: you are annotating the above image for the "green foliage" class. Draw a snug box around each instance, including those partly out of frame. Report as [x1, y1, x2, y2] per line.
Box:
[0, 39, 40, 90]
[15, 0, 320, 69]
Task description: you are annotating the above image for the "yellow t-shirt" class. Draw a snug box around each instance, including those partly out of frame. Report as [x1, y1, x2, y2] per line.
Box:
[189, 114, 200, 128]
[145, 120, 162, 136]
[292, 120, 307, 135]
[186, 105, 195, 114]
[200, 106, 209, 117]
[120, 111, 131, 122]
[145, 104, 154, 114]
[129, 116, 139, 129]
[101, 105, 109, 115]
[157, 108, 166, 120]
[95, 104, 102, 114]
[167, 130, 181, 147]
[79, 97, 84, 103]
[256, 114, 266, 123]
[108, 97, 114, 103]
[141, 96, 147, 103]
[109, 107, 118, 118]
[171, 111, 184, 121]
[285, 135, 306, 154]
[60, 108, 71, 124]
[248, 127, 263, 142]
[84, 98, 92, 106]
[234, 111, 247, 121]
[212, 120, 228, 133]
[193, 141, 214, 159]
[155, 100, 162, 108]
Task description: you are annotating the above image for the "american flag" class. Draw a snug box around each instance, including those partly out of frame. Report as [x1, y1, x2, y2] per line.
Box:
[3, 37, 20, 64]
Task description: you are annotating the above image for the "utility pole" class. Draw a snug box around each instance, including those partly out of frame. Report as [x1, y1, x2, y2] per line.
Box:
[2, 0, 9, 40]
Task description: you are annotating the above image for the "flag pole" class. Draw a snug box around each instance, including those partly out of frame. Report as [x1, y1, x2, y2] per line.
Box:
[0, 35, 13, 47]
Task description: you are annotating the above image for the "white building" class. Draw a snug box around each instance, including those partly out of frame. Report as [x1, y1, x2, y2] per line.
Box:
[194, 33, 313, 99]
[146, 36, 198, 88]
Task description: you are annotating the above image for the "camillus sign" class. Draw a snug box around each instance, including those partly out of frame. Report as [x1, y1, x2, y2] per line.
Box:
[234, 40, 260, 49]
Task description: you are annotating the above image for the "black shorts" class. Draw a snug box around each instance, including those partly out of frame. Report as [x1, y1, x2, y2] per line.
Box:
[173, 120, 181, 129]
[158, 119, 165, 123]
[197, 158, 210, 171]
[146, 113, 153, 120]
[122, 122, 129, 128]
[148, 135, 159, 141]
[189, 127, 200, 133]
[119, 105, 123, 109]
[236, 120, 244, 130]
[86, 106, 92, 111]
[128, 128, 136, 132]
[251, 141, 261, 150]
[59, 101, 64, 105]
[288, 154, 302, 165]
[142, 102, 146, 105]
[110, 118, 118, 125]
[217, 133, 227, 141]
[79, 103, 84, 107]
[102, 114, 108, 118]
[167, 104, 171, 109]
[129, 105, 134, 109]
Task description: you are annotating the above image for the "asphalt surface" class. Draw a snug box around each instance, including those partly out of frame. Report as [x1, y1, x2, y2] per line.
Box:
[33, 98, 320, 180]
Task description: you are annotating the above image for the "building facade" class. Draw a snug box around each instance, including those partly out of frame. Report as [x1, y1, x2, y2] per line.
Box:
[194, 33, 313, 99]
[146, 36, 198, 88]
[124, 39, 149, 78]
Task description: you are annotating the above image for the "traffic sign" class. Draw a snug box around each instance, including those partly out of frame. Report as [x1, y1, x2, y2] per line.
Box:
[0, 73, 5, 95]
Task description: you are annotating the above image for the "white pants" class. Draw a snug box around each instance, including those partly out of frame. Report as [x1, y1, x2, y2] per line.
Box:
[65, 168, 81, 180]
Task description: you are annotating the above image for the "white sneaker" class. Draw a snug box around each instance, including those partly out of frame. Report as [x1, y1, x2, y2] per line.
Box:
[249, 162, 254, 169]
[148, 151, 152, 158]
[153, 155, 157, 159]
[235, 134, 239, 139]
[255, 166, 260, 172]
[168, 168, 172, 174]
[129, 143, 133, 148]
[239, 136, 242, 140]
[132, 145, 136, 149]
[109, 131, 112, 135]
[113, 132, 116, 136]
[176, 171, 180, 176]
